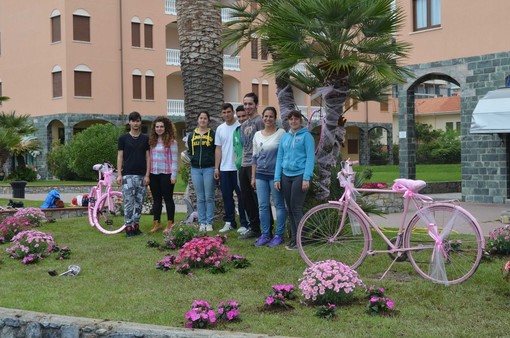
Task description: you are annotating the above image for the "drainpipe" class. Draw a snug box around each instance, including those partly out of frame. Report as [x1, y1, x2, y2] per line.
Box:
[119, 0, 125, 122]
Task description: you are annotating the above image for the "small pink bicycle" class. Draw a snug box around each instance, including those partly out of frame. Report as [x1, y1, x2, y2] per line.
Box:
[87, 162, 125, 234]
[297, 159, 485, 285]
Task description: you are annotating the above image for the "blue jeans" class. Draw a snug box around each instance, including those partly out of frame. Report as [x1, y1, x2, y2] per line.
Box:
[191, 167, 215, 225]
[219, 170, 248, 227]
[122, 175, 146, 226]
[256, 178, 286, 237]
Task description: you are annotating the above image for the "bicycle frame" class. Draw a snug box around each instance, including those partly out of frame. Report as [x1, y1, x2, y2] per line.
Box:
[88, 162, 117, 227]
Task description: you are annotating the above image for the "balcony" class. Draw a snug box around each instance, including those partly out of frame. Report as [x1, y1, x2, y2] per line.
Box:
[167, 99, 184, 117]
[165, 0, 236, 22]
[167, 100, 242, 118]
[166, 49, 240, 71]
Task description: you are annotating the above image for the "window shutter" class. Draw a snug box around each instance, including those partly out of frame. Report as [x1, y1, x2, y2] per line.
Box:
[145, 76, 154, 100]
[73, 15, 90, 42]
[131, 22, 141, 47]
[133, 75, 142, 99]
[144, 24, 153, 48]
[51, 16, 61, 43]
[52, 71, 62, 97]
[74, 71, 91, 97]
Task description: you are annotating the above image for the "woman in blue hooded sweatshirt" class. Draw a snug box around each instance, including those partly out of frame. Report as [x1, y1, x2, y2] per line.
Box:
[274, 110, 315, 250]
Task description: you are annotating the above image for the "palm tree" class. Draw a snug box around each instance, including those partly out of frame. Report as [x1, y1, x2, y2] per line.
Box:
[0, 111, 40, 175]
[176, 0, 225, 212]
[221, 0, 412, 201]
[176, 0, 224, 131]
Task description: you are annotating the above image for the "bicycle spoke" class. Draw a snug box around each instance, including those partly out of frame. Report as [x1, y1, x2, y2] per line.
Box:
[298, 204, 368, 269]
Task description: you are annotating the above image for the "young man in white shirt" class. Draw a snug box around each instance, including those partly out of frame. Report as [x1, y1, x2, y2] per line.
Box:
[214, 103, 247, 232]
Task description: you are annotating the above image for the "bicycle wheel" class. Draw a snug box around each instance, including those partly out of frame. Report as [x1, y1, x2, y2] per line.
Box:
[404, 203, 483, 285]
[297, 203, 370, 269]
[93, 191, 125, 234]
[87, 187, 98, 227]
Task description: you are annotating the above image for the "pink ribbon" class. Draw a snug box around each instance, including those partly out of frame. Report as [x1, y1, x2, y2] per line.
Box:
[427, 223, 447, 258]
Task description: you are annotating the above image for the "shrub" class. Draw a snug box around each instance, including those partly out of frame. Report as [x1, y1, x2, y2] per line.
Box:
[13, 207, 47, 227]
[265, 284, 296, 307]
[178, 236, 231, 268]
[156, 254, 178, 271]
[7, 167, 37, 181]
[315, 303, 336, 320]
[46, 141, 76, 180]
[184, 300, 216, 329]
[163, 222, 204, 250]
[68, 123, 124, 180]
[6, 230, 56, 264]
[0, 216, 23, 243]
[217, 300, 240, 322]
[299, 260, 365, 305]
[487, 226, 510, 255]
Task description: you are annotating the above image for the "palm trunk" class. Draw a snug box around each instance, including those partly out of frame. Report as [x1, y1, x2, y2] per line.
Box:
[315, 84, 348, 202]
[177, 0, 224, 219]
[276, 81, 295, 131]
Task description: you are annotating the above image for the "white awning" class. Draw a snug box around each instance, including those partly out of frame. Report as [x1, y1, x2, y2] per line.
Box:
[470, 88, 510, 134]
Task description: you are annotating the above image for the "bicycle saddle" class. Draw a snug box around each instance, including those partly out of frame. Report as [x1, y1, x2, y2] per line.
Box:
[393, 178, 426, 193]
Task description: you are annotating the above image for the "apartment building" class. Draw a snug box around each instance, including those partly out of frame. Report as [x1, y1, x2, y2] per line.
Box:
[0, 0, 284, 178]
[393, 0, 510, 203]
[0, 0, 405, 179]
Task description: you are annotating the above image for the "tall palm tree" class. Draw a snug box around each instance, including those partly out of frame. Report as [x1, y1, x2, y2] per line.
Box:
[221, 0, 412, 201]
[176, 0, 224, 131]
[176, 0, 225, 211]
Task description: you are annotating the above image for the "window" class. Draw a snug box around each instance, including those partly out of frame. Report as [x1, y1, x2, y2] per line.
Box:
[445, 122, 453, 130]
[413, 0, 441, 31]
[132, 69, 142, 99]
[251, 38, 258, 59]
[261, 83, 269, 105]
[261, 40, 268, 60]
[74, 65, 92, 97]
[144, 19, 153, 48]
[251, 83, 259, 97]
[131, 17, 141, 47]
[73, 10, 91, 42]
[52, 65, 63, 98]
[380, 100, 388, 112]
[145, 71, 154, 100]
[50, 10, 61, 43]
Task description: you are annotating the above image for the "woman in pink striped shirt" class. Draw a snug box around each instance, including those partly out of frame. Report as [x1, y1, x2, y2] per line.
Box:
[148, 116, 178, 233]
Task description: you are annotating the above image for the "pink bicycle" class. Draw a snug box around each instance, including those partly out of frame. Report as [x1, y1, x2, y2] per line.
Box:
[87, 162, 125, 234]
[297, 159, 485, 285]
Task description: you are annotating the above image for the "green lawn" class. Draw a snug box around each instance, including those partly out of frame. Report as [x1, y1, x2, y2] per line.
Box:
[0, 214, 509, 337]
[355, 164, 461, 184]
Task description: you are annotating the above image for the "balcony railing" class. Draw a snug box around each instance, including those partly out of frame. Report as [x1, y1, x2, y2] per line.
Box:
[166, 49, 240, 71]
[165, 0, 176, 15]
[165, 0, 236, 23]
[167, 100, 242, 117]
[167, 99, 184, 117]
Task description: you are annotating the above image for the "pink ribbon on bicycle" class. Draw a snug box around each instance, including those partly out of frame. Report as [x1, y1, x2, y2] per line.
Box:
[338, 170, 358, 201]
[427, 223, 447, 259]
[392, 183, 414, 198]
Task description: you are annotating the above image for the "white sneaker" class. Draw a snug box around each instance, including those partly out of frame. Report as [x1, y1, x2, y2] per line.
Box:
[237, 226, 249, 234]
[199, 224, 206, 231]
[206, 224, 213, 232]
[219, 222, 234, 233]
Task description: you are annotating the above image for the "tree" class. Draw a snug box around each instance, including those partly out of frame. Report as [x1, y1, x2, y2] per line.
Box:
[221, 0, 411, 201]
[0, 111, 40, 175]
[176, 0, 224, 131]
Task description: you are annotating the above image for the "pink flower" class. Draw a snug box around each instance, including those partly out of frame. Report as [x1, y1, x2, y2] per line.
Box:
[386, 299, 395, 309]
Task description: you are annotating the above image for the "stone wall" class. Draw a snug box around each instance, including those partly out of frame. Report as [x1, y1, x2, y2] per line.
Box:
[398, 50, 510, 204]
[0, 307, 275, 338]
[360, 192, 404, 214]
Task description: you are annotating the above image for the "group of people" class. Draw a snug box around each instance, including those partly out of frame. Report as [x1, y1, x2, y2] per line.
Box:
[116, 92, 315, 250]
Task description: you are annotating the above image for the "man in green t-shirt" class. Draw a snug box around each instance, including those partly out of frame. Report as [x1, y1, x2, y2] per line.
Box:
[232, 105, 250, 233]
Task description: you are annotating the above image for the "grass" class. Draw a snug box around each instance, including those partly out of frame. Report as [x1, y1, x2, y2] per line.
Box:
[355, 164, 461, 184]
[0, 214, 509, 337]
